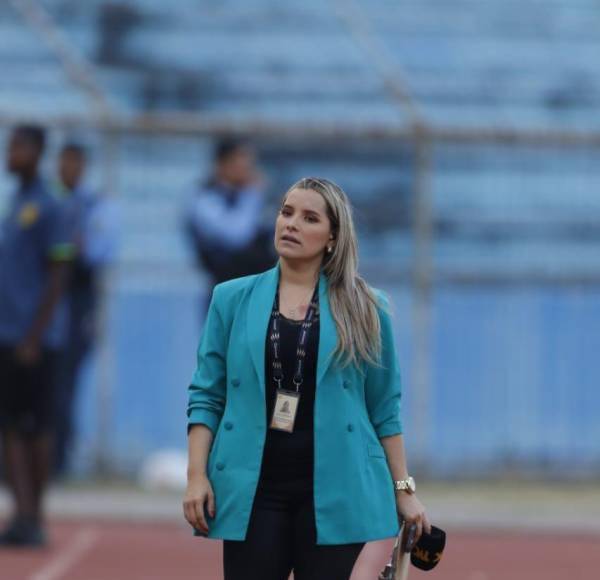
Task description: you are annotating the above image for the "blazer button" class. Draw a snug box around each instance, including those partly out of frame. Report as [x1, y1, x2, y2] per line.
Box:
[224, 422, 233, 430]
[343, 380, 350, 389]
[216, 462, 224, 471]
[347, 423, 354, 432]
[231, 378, 240, 387]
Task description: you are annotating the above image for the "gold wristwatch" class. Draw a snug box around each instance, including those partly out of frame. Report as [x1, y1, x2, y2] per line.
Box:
[393, 476, 416, 494]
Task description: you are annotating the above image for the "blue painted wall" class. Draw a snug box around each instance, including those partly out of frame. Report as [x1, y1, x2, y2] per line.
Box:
[71, 283, 600, 477]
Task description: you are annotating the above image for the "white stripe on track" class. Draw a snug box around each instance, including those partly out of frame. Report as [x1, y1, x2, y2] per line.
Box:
[29, 527, 98, 580]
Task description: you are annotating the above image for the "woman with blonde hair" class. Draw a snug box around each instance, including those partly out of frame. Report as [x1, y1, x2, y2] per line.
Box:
[184, 177, 430, 579]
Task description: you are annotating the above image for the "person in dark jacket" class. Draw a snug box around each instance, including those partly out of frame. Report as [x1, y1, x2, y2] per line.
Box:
[183, 138, 276, 317]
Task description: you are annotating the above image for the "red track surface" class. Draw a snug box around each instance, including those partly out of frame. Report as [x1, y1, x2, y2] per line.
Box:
[0, 520, 598, 580]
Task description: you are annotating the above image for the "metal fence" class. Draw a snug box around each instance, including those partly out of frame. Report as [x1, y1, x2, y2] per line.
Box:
[2, 0, 600, 476]
[2, 113, 599, 477]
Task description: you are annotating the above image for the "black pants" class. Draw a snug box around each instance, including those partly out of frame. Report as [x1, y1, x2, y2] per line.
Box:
[0, 344, 58, 435]
[223, 477, 364, 580]
[54, 288, 96, 473]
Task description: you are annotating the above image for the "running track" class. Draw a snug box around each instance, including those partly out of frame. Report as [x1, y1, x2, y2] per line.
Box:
[1, 520, 598, 579]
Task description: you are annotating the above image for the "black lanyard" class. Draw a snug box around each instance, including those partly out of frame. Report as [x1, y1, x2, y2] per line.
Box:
[269, 281, 319, 392]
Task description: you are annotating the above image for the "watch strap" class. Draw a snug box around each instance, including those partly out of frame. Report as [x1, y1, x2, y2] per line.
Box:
[393, 476, 415, 493]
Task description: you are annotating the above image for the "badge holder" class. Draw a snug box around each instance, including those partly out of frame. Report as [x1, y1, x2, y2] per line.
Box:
[270, 378, 301, 433]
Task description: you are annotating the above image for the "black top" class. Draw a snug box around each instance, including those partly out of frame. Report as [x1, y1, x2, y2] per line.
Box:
[260, 312, 320, 482]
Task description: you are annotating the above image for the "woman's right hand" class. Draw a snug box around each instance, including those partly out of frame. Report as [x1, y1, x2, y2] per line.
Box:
[183, 474, 215, 534]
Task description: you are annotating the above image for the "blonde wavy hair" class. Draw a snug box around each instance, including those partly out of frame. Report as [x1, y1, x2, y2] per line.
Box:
[282, 177, 384, 369]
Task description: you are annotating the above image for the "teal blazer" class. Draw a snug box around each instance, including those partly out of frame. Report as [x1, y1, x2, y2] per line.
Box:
[187, 264, 403, 545]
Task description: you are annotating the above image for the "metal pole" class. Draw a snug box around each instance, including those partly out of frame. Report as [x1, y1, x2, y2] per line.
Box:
[93, 128, 119, 476]
[411, 126, 434, 472]
[9, 0, 112, 115]
[332, 0, 424, 124]
[1, 112, 600, 148]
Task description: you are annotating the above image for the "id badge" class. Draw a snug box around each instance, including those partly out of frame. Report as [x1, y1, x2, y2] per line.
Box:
[270, 389, 301, 433]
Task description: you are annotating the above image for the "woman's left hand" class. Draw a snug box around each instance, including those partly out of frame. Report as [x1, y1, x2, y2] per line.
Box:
[395, 492, 431, 550]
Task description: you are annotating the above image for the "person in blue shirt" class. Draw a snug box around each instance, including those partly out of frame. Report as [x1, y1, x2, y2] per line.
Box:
[52, 142, 118, 475]
[0, 125, 74, 547]
[183, 138, 276, 317]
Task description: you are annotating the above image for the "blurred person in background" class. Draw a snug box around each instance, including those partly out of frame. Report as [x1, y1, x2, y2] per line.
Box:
[182, 138, 276, 318]
[52, 142, 118, 476]
[0, 125, 74, 547]
[184, 177, 429, 579]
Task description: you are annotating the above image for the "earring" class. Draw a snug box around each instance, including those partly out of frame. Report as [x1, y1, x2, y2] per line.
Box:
[327, 245, 333, 254]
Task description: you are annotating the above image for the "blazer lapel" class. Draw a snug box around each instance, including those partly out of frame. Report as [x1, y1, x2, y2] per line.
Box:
[247, 265, 279, 393]
[317, 270, 338, 385]
[246, 265, 338, 391]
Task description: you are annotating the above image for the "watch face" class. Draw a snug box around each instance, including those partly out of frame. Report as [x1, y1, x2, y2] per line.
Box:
[408, 477, 416, 492]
